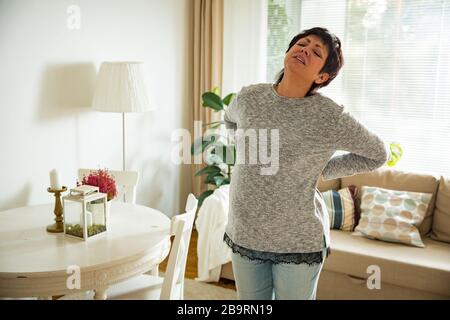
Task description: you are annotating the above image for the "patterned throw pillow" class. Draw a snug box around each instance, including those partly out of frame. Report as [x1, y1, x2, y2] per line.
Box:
[322, 186, 359, 231]
[354, 186, 432, 247]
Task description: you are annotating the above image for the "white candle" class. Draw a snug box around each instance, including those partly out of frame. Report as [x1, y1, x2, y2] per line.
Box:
[49, 169, 61, 190]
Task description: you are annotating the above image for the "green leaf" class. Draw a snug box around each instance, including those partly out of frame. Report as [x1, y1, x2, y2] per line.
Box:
[190, 134, 220, 155]
[202, 92, 224, 111]
[198, 190, 214, 208]
[211, 123, 222, 129]
[195, 165, 221, 177]
[205, 172, 222, 185]
[222, 93, 236, 106]
[214, 176, 230, 187]
[212, 144, 236, 165]
[202, 120, 225, 128]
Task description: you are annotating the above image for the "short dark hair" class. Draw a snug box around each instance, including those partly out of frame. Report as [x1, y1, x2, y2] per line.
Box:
[275, 27, 344, 96]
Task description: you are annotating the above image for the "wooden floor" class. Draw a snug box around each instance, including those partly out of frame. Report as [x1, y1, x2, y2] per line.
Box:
[159, 229, 236, 291]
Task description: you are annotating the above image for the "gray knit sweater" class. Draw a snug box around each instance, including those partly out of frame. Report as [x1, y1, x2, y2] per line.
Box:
[224, 83, 389, 254]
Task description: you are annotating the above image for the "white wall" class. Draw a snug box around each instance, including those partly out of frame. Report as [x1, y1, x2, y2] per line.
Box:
[0, 0, 192, 217]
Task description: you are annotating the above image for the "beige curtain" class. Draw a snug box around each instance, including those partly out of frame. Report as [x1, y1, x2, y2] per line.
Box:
[191, 0, 224, 198]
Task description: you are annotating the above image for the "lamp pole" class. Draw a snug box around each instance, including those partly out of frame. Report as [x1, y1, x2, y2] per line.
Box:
[122, 112, 126, 171]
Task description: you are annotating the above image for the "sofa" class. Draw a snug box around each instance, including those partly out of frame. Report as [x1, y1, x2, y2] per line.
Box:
[219, 168, 450, 299]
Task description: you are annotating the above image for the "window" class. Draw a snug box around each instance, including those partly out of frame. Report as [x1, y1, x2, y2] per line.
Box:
[267, 0, 450, 176]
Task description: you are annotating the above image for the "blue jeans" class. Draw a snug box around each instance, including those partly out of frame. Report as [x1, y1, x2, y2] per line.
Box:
[231, 248, 327, 300]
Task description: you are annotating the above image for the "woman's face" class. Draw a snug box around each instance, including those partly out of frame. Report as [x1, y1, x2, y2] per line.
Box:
[283, 34, 330, 85]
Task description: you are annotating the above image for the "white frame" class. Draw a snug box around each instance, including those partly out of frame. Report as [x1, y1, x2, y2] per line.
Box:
[62, 192, 108, 241]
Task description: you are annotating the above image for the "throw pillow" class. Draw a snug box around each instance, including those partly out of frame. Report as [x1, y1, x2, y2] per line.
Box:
[355, 186, 432, 247]
[322, 185, 359, 231]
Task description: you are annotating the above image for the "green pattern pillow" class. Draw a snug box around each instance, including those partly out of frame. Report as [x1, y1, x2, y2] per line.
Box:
[322, 186, 359, 231]
[355, 186, 432, 247]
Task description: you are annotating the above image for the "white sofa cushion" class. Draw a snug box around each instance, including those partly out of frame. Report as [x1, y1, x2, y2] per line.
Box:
[341, 168, 440, 236]
[354, 186, 432, 247]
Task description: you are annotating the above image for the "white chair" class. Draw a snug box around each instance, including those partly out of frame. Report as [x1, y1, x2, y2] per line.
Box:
[105, 193, 198, 300]
[78, 168, 138, 203]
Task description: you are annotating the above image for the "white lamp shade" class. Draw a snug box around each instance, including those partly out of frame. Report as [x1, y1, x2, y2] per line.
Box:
[92, 61, 152, 113]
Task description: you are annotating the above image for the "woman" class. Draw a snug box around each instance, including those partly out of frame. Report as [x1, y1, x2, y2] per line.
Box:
[223, 27, 389, 300]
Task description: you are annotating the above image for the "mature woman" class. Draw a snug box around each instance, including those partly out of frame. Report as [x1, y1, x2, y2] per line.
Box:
[223, 27, 389, 300]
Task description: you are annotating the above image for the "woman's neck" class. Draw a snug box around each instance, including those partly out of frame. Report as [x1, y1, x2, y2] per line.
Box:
[276, 75, 312, 98]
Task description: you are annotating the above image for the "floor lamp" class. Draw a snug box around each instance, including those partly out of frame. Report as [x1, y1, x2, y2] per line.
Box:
[91, 61, 153, 171]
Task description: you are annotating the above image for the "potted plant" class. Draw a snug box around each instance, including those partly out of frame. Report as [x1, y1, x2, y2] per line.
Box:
[191, 88, 236, 207]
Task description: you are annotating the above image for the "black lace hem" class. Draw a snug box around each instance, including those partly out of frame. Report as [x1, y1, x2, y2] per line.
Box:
[223, 233, 325, 266]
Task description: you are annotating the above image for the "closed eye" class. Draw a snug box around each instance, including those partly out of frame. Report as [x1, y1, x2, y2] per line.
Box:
[297, 44, 322, 58]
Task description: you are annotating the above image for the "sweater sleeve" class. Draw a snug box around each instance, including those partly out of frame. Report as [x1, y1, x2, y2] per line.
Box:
[321, 109, 390, 181]
[224, 93, 238, 130]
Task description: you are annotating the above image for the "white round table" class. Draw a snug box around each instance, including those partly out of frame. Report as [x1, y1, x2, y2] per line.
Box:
[0, 202, 171, 299]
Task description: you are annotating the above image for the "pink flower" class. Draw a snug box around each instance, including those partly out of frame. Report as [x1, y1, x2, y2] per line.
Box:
[82, 169, 117, 201]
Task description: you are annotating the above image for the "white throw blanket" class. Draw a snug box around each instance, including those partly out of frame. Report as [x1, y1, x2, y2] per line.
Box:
[195, 185, 232, 282]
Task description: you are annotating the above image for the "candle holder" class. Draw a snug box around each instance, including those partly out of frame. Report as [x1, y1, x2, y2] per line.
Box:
[47, 186, 68, 233]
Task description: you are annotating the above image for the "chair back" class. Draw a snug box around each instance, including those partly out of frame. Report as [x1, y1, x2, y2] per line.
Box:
[78, 169, 139, 203]
[160, 193, 198, 299]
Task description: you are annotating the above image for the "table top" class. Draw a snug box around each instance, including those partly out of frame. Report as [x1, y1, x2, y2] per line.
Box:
[0, 202, 171, 275]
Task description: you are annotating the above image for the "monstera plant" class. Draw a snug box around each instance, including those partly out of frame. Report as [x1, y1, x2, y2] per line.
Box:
[191, 88, 236, 207]
[191, 88, 403, 207]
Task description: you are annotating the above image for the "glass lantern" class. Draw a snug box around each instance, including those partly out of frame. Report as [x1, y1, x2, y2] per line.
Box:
[62, 190, 108, 241]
